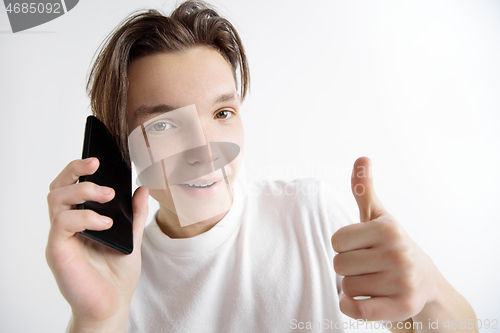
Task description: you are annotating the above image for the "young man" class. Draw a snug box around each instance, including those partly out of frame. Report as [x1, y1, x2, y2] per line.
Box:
[46, 1, 477, 332]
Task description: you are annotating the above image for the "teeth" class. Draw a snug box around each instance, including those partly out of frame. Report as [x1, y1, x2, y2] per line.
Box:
[183, 181, 216, 188]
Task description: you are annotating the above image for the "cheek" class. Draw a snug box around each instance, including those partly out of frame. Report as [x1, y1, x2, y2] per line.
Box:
[223, 121, 244, 166]
[226, 119, 245, 150]
[226, 120, 244, 180]
[149, 188, 175, 209]
[228, 153, 242, 181]
[237, 126, 245, 154]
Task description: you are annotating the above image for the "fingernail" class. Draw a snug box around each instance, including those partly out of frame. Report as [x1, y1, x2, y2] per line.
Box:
[100, 216, 112, 224]
[83, 157, 94, 163]
[99, 186, 112, 195]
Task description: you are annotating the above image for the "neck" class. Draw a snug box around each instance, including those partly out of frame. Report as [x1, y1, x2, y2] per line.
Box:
[156, 205, 228, 238]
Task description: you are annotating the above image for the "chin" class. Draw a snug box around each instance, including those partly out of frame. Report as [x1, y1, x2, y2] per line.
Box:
[187, 210, 229, 227]
[192, 220, 217, 227]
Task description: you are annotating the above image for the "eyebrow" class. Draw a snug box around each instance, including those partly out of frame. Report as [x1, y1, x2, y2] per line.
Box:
[130, 92, 238, 125]
[213, 92, 237, 105]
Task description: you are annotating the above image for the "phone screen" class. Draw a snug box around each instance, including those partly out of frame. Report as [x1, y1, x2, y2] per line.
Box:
[77, 116, 134, 254]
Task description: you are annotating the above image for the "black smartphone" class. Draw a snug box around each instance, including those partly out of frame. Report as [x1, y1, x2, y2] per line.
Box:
[77, 115, 134, 254]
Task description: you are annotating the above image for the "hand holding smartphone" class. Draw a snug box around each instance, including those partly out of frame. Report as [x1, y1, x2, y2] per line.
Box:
[77, 116, 134, 254]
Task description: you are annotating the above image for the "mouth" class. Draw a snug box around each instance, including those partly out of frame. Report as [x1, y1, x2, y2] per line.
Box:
[180, 181, 217, 189]
[173, 178, 225, 200]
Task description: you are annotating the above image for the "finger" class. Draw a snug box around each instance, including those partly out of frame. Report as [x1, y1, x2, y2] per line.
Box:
[48, 209, 113, 247]
[351, 156, 386, 222]
[334, 248, 387, 276]
[331, 221, 383, 253]
[49, 158, 99, 191]
[339, 293, 418, 322]
[342, 272, 398, 298]
[131, 187, 150, 252]
[47, 182, 115, 218]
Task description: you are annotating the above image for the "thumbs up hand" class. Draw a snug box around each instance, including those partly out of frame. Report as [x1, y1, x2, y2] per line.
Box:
[331, 157, 439, 322]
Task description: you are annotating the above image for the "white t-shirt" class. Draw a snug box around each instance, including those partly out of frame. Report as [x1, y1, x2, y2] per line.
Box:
[127, 178, 355, 332]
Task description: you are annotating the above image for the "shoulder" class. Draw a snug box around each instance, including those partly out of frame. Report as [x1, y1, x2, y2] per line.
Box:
[244, 178, 355, 232]
[244, 178, 322, 215]
[247, 178, 323, 201]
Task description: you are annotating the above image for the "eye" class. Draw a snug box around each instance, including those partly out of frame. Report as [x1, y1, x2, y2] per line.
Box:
[147, 121, 174, 132]
[214, 110, 232, 120]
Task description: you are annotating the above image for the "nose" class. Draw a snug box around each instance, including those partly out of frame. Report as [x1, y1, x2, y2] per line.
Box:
[188, 118, 240, 172]
[184, 144, 212, 165]
[183, 118, 220, 166]
[163, 141, 240, 185]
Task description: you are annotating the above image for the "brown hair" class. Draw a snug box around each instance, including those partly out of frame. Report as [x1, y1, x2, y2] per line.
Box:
[86, 0, 250, 166]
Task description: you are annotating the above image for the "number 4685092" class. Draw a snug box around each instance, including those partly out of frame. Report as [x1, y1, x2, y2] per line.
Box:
[5, 2, 61, 14]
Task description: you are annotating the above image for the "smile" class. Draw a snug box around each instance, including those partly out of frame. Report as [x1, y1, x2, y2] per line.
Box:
[181, 181, 216, 188]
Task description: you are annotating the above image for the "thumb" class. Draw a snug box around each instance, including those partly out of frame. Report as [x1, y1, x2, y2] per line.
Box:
[131, 187, 149, 251]
[351, 157, 386, 222]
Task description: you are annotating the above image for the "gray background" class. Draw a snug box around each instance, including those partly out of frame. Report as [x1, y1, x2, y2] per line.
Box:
[1, 0, 499, 332]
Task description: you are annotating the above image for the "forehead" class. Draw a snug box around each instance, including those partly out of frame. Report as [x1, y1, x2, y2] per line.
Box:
[126, 47, 237, 121]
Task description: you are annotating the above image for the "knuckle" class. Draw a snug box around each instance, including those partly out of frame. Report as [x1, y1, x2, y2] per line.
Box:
[339, 297, 359, 318]
[339, 296, 368, 319]
[392, 247, 406, 265]
[46, 191, 56, 205]
[342, 277, 354, 297]
[338, 297, 348, 316]
[333, 254, 345, 275]
[45, 238, 58, 265]
[398, 246, 414, 268]
[399, 266, 419, 293]
[385, 243, 413, 268]
[380, 221, 403, 240]
[49, 180, 57, 191]
[66, 159, 81, 175]
[80, 181, 97, 198]
[70, 158, 82, 169]
[82, 209, 97, 222]
[331, 233, 342, 252]
[51, 212, 64, 228]
[71, 158, 91, 176]
[397, 274, 414, 294]
[399, 298, 420, 316]
[45, 246, 54, 268]
[389, 248, 409, 267]
[332, 224, 354, 252]
[354, 301, 367, 319]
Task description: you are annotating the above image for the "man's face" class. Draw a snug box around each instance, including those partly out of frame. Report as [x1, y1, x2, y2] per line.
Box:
[126, 46, 244, 227]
